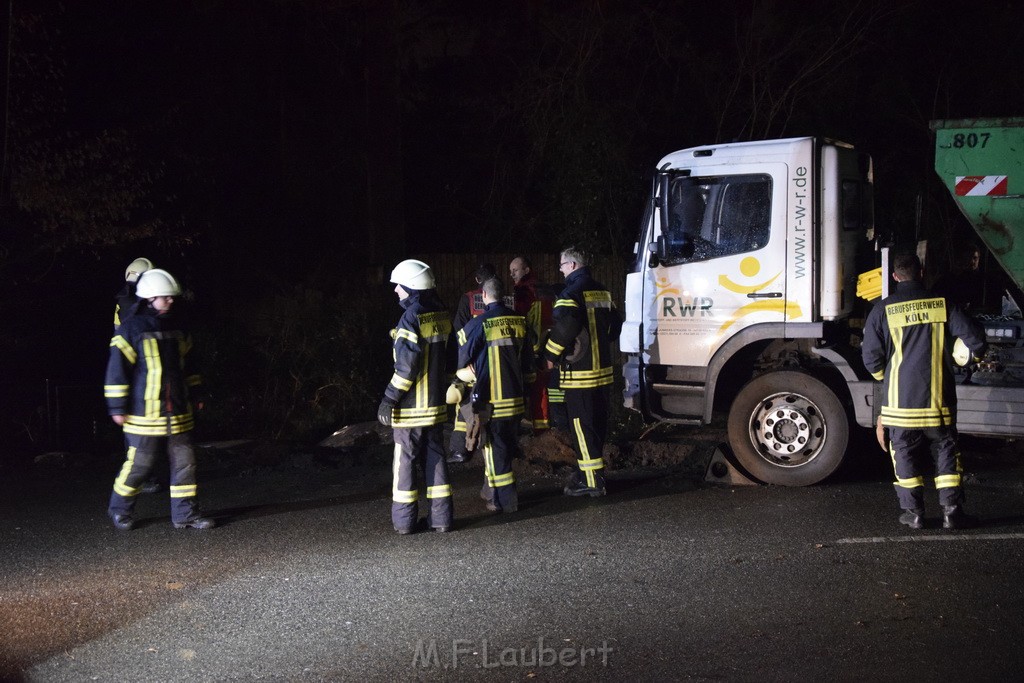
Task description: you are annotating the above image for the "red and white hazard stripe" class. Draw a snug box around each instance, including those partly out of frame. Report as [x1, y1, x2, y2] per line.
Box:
[955, 175, 1008, 196]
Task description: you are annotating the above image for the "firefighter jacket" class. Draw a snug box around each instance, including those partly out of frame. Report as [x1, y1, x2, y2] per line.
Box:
[386, 289, 453, 428]
[513, 270, 554, 355]
[862, 279, 987, 429]
[457, 302, 536, 419]
[104, 305, 202, 436]
[543, 267, 622, 390]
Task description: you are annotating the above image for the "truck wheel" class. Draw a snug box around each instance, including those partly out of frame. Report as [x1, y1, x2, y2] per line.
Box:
[727, 371, 848, 486]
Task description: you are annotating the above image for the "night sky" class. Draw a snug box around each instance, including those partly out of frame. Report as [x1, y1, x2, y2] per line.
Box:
[2, 0, 1024, 453]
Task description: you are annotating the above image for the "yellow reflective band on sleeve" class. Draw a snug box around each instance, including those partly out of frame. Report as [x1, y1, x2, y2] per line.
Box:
[170, 484, 197, 498]
[894, 476, 925, 489]
[457, 328, 468, 346]
[104, 384, 130, 398]
[554, 298, 579, 309]
[111, 336, 137, 364]
[934, 474, 962, 489]
[426, 484, 452, 499]
[547, 389, 565, 402]
[390, 373, 414, 391]
[395, 328, 418, 344]
[545, 338, 565, 355]
[870, 369, 884, 381]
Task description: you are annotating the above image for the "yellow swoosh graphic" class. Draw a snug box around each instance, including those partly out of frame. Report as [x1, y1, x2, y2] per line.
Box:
[717, 299, 803, 334]
[718, 272, 780, 294]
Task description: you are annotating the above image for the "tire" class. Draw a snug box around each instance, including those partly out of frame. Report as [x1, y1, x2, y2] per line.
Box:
[726, 371, 849, 486]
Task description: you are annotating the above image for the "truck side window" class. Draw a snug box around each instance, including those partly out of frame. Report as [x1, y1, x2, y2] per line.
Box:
[662, 174, 771, 265]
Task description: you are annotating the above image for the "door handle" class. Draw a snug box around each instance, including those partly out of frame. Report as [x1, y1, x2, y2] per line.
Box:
[747, 292, 782, 299]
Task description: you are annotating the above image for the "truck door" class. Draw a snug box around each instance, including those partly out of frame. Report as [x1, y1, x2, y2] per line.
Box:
[644, 165, 788, 371]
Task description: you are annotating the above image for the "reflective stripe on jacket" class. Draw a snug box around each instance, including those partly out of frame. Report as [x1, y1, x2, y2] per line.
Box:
[457, 302, 535, 419]
[105, 306, 201, 436]
[386, 289, 452, 428]
[543, 267, 621, 390]
[862, 279, 986, 428]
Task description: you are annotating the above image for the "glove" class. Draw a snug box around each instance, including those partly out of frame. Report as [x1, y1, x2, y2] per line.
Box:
[377, 397, 396, 427]
[446, 380, 466, 405]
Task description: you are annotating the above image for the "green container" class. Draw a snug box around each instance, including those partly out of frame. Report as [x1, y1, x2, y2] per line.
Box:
[931, 117, 1024, 291]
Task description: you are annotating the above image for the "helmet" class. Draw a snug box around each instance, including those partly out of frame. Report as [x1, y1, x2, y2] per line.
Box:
[124, 257, 153, 283]
[390, 259, 435, 290]
[135, 269, 182, 298]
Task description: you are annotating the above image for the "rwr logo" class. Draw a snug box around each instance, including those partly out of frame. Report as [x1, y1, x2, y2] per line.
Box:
[661, 296, 713, 317]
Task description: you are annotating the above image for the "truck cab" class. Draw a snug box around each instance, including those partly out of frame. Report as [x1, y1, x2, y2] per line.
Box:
[621, 137, 876, 486]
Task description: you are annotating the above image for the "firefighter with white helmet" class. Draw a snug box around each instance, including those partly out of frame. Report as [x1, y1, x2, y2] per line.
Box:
[379, 259, 455, 534]
[105, 268, 214, 530]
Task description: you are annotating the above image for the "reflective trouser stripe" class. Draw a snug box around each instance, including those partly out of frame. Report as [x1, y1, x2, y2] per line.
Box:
[573, 418, 603, 488]
[935, 473, 962, 489]
[393, 443, 418, 503]
[427, 484, 452, 499]
[895, 476, 925, 489]
[170, 484, 197, 498]
[113, 446, 140, 497]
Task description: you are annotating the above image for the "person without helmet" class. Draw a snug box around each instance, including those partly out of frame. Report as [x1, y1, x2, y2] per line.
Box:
[542, 247, 623, 497]
[456, 277, 534, 513]
[379, 259, 455, 534]
[105, 269, 214, 530]
[862, 252, 987, 530]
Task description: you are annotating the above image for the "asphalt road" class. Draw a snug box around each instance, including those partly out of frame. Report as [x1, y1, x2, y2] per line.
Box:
[3, 440, 1024, 682]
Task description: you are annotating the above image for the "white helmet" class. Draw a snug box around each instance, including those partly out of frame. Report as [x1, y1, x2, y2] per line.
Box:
[125, 257, 153, 283]
[390, 259, 435, 290]
[135, 269, 182, 298]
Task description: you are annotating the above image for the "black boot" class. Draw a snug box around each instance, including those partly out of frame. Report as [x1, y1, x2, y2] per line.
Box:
[898, 508, 924, 529]
[942, 505, 977, 529]
[109, 512, 136, 531]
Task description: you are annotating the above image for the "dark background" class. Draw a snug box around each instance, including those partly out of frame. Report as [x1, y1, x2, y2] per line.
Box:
[2, 0, 1023, 460]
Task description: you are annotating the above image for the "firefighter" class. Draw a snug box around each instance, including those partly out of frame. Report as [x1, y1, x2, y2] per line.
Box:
[113, 257, 164, 495]
[862, 252, 987, 529]
[105, 269, 214, 530]
[509, 255, 558, 434]
[449, 262, 498, 464]
[378, 259, 454, 534]
[542, 247, 622, 497]
[113, 257, 153, 333]
[456, 277, 534, 513]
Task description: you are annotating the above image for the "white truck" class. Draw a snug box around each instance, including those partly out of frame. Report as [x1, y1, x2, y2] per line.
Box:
[621, 123, 1024, 486]
[619, 136, 880, 486]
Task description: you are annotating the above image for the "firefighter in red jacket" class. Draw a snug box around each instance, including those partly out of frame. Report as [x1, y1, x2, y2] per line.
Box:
[105, 269, 214, 530]
[379, 259, 454, 534]
[457, 277, 534, 513]
[862, 252, 987, 530]
[543, 247, 622, 497]
[509, 256, 560, 433]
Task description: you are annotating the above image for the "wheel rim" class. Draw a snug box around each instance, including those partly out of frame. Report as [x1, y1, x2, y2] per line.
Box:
[746, 390, 827, 468]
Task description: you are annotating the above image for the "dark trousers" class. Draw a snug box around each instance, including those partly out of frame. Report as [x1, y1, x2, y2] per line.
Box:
[108, 432, 199, 523]
[564, 386, 609, 489]
[481, 417, 519, 512]
[392, 425, 453, 531]
[889, 425, 965, 509]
